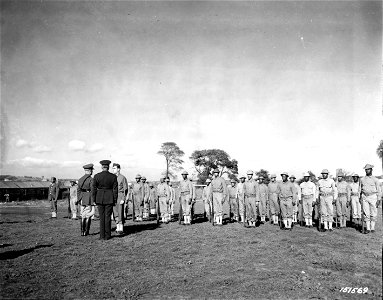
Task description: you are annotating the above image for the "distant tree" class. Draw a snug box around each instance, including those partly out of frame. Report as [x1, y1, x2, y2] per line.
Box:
[255, 169, 270, 181]
[377, 140, 383, 173]
[190, 149, 238, 184]
[297, 170, 318, 185]
[157, 142, 184, 179]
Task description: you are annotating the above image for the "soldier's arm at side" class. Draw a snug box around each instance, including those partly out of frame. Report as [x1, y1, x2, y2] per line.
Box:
[112, 177, 118, 205]
[332, 180, 338, 200]
[55, 183, 60, 200]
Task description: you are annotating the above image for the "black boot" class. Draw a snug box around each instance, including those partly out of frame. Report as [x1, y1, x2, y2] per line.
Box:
[85, 218, 91, 236]
[81, 218, 86, 236]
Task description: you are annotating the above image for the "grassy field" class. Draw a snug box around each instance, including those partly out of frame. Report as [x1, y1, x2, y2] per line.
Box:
[0, 199, 382, 300]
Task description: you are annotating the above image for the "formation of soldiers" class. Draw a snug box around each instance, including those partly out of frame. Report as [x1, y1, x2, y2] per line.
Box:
[55, 161, 381, 240]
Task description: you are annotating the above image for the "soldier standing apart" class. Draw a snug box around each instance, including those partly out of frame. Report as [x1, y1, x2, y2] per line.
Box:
[92, 160, 118, 240]
[349, 173, 362, 229]
[227, 179, 238, 221]
[237, 175, 246, 223]
[211, 169, 228, 226]
[268, 174, 279, 225]
[179, 171, 193, 225]
[149, 183, 157, 216]
[299, 172, 316, 227]
[69, 180, 78, 219]
[360, 164, 382, 233]
[258, 176, 268, 224]
[335, 173, 351, 229]
[317, 169, 338, 232]
[132, 174, 144, 221]
[157, 176, 171, 223]
[202, 178, 212, 221]
[289, 175, 300, 224]
[77, 164, 95, 236]
[112, 163, 128, 234]
[141, 177, 150, 220]
[243, 170, 259, 227]
[48, 177, 60, 218]
[277, 172, 297, 230]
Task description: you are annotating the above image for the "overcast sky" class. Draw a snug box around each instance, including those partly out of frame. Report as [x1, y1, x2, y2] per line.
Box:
[1, 1, 382, 181]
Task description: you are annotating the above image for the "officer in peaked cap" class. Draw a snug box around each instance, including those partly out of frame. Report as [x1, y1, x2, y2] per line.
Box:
[77, 163, 95, 236]
[360, 163, 381, 233]
[92, 160, 118, 240]
[316, 168, 337, 232]
[268, 174, 279, 225]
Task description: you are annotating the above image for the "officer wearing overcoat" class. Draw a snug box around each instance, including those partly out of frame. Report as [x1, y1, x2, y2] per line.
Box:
[77, 164, 94, 236]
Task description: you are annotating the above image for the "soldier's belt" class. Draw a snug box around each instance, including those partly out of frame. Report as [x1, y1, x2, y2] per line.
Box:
[269, 192, 277, 195]
[158, 194, 167, 197]
[180, 191, 190, 195]
[97, 188, 112, 191]
[279, 196, 292, 200]
[351, 193, 359, 196]
[260, 193, 267, 196]
[302, 194, 314, 199]
[338, 193, 347, 197]
[320, 192, 333, 197]
[213, 190, 223, 193]
[363, 191, 377, 196]
[81, 189, 91, 192]
[229, 197, 236, 200]
[245, 193, 256, 197]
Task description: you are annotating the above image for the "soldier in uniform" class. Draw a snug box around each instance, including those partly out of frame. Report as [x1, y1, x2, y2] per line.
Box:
[349, 173, 362, 229]
[316, 169, 338, 232]
[189, 178, 197, 222]
[92, 160, 118, 240]
[157, 176, 171, 223]
[243, 170, 259, 227]
[360, 164, 382, 233]
[77, 164, 95, 236]
[141, 176, 150, 220]
[202, 178, 212, 221]
[268, 174, 279, 225]
[299, 172, 316, 227]
[179, 171, 193, 225]
[258, 176, 268, 224]
[48, 177, 60, 218]
[227, 179, 238, 222]
[132, 174, 144, 221]
[289, 175, 300, 224]
[69, 180, 78, 219]
[112, 163, 128, 234]
[335, 173, 351, 229]
[237, 175, 246, 223]
[166, 178, 175, 220]
[277, 172, 297, 230]
[211, 169, 228, 226]
[149, 183, 157, 216]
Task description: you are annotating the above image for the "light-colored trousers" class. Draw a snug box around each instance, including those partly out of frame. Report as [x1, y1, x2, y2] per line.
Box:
[302, 195, 314, 218]
[362, 194, 378, 222]
[180, 194, 191, 217]
[113, 203, 124, 224]
[238, 195, 244, 216]
[70, 197, 78, 215]
[81, 205, 95, 218]
[213, 192, 224, 216]
[245, 196, 257, 221]
[204, 199, 211, 216]
[320, 196, 333, 222]
[269, 194, 279, 216]
[133, 196, 143, 217]
[159, 196, 168, 217]
[169, 201, 175, 215]
[336, 196, 348, 217]
[259, 195, 267, 217]
[351, 195, 361, 219]
[229, 197, 238, 216]
[280, 198, 293, 219]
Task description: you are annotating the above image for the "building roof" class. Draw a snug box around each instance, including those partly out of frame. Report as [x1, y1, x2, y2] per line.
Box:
[0, 181, 52, 189]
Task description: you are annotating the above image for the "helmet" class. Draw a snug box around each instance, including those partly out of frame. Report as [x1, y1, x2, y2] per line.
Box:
[213, 169, 219, 173]
[270, 174, 276, 178]
[363, 164, 374, 170]
[206, 178, 212, 183]
[280, 171, 288, 176]
[181, 170, 188, 175]
[246, 170, 254, 175]
[289, 174, 296, 179]
[303, 172, 310, 177]
[239, 175, 246, 179]
[230, 179, 236, 183]
[321, 169, 329, 174]
[141, 176, 146, 180]
[135, 174, 142, 179]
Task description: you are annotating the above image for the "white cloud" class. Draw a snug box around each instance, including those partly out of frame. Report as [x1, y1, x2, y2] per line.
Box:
[15, 139, 32, 148]
[7, 157, 81, 169]
[33, 145, 52, 153]
[68, 140, 86, 151]
[61, 161, 82, 168]
[87, 143, 104, 153]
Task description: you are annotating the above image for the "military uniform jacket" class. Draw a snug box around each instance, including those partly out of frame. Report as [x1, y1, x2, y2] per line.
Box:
[243, 179, 260, 201]
[132, 182, 144, 203]
[349, 182, 360, 197]
[317, 178, 338, 200]
[259, 183, 269, 201]
[77, 174, 94, 205]
[277, 181, 297, 203]
[142, 183, 150, 203]
[116, 174, 128, 202]
[268, 182, 278, 197]
[157, 183, 170, 201]
[149, 188, 157, 205]
[48, 182, 59, 201]
[211, 177, 228, 199]
[69, 185, 78, 203]
[202, 184, 212, 202]
[360, 175, 382, 199]
[336, 181, 350, 201]
[300, 181, 316, 200]
[227, 185, 238, 199]
[92, 171, 118, 205]
[179, 180, 193, 200]
[168, 186, 175, 204]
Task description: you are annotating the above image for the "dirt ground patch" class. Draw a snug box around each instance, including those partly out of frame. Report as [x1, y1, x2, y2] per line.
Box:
[0, 200, 382, 299]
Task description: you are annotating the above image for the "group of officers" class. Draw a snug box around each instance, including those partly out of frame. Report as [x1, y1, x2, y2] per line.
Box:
[56, 160, 381, 240]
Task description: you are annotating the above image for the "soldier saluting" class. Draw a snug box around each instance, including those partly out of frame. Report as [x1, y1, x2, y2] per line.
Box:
[92, 160, 118, 240]
[77, 164, 95, 236]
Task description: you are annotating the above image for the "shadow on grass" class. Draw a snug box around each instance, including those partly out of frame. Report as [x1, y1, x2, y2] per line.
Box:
[0, 220, 34, 224]
[122, 222, 160, 235]
[0, 244, 54, 260]
[0, 243, 13, 248]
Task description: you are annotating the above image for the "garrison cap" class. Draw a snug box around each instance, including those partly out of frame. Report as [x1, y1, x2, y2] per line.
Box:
[181, 170, 188, 175]
[135, 174, 142, 179]
[280, 171, 289, 176]
[83, 163, 94, 170]
[206, 178, 212, 183]
[113, 163, 120, 168]
[321, 169, 329, 174]
[239, 174, 246, 179]
[99, 160, 111, 166]
[230, 179, 236, 183]
[303, 172, 310, 177]
[363, 164, 374, 170]
[246, 170, 254, 175]
[141, 176, 146, 180]
[289, 174, 296, 179]
[213, 169, 220, 173]
[270, 174, 276, 178]
[352, 173, 359, 177]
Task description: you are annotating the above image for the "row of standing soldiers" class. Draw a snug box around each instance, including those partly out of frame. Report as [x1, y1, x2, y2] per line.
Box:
[200, 165, 381, 233]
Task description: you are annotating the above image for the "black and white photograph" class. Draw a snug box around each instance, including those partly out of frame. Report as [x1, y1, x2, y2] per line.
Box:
[0, 0, 382, 299]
